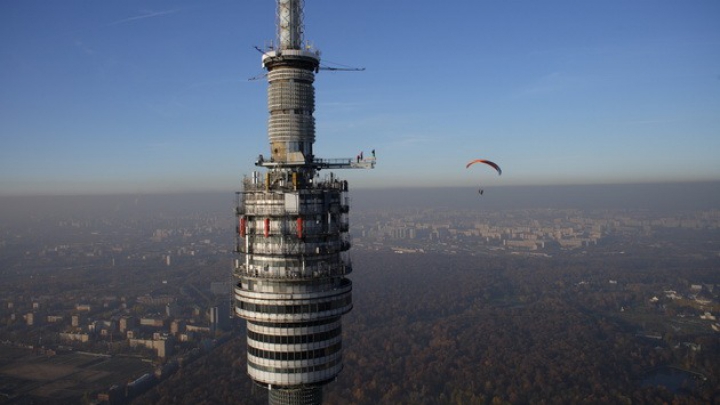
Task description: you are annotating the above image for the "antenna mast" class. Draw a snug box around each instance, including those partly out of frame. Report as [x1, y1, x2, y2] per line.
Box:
[277, 0, 304, 50]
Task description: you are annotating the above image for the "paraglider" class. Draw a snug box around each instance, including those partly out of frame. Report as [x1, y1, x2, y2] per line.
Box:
[466, 159, 501, 196]
[465, 159, 502, 175]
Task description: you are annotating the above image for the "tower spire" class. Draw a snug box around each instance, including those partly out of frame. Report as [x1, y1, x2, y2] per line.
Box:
[277, 0, 304, 50]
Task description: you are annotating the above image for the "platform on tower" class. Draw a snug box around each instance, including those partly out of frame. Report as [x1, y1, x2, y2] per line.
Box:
[256, 157, 376, 170]
[315, 157, 376, 170]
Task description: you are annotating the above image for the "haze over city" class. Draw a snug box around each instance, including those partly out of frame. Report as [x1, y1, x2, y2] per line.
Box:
[1, 186, 720, 403]
[2, 0, 719, 195]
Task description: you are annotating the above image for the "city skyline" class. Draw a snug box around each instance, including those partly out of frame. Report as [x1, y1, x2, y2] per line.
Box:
[2, 0, 720, 196]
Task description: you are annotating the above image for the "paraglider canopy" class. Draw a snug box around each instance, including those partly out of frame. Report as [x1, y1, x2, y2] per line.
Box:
[466, 159, 502, 175]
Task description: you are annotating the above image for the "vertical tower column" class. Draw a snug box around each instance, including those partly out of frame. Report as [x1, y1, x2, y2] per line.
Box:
[235, 2, 371, 404]
[267, 67, 315, 164]
[235, 179, 353, 405]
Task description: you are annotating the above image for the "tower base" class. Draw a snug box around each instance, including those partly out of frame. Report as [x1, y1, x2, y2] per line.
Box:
[268, 386, 323, 405]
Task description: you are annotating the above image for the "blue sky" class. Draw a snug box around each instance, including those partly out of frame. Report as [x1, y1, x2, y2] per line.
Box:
[1, 1, 719, 195]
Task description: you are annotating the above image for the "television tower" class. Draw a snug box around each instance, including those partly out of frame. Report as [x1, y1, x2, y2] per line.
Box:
[234, 1, 374, 404]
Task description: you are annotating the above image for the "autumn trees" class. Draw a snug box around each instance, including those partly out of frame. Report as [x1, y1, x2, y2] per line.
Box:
[138, 250, 718, 404]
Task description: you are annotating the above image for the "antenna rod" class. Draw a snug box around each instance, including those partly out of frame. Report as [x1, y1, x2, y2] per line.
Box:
[278, 0, 303, 50]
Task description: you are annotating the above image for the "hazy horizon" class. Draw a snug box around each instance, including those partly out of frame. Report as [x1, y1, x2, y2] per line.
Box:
[1, 181, 718, 220]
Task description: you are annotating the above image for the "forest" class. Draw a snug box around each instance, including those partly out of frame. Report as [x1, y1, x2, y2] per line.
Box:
[135, 249, 720, 405]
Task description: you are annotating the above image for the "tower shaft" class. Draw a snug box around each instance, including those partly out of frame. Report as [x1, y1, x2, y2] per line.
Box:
[234, 2, 370, 404]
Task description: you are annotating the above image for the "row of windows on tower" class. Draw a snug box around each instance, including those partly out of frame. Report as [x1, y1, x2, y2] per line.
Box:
[248, 341, 342, 362]
[248, 356, 342, 375]
[239, 296, 351, 315]
[242, 278, 346, 293]
[248, 327, 341, 345]
[251, 318, 339, 328]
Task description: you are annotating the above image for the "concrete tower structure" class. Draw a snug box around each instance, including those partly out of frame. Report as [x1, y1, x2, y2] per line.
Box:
[234, 1, 374, 404]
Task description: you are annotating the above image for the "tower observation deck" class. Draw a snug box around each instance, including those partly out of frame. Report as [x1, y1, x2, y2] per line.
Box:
[234, 1, 373, 404]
